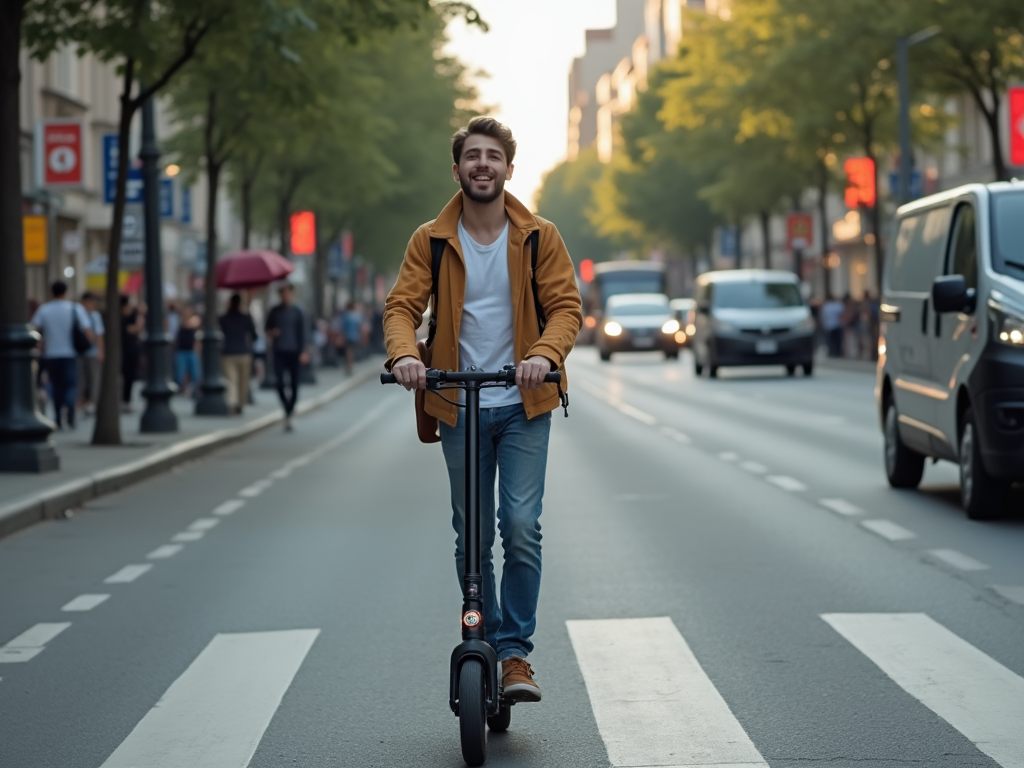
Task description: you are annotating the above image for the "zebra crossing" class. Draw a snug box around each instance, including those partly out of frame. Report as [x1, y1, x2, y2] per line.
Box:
[81, 613, 1024, 768]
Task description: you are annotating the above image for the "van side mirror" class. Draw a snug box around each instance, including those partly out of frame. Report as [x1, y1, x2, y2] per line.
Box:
[932, 275, 976, 314]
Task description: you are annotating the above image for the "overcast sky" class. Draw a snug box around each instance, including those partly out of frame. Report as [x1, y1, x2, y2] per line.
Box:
[444, 0, 619, 209]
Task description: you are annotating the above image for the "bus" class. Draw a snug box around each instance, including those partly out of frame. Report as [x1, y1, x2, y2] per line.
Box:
[580, 261, 668, 343]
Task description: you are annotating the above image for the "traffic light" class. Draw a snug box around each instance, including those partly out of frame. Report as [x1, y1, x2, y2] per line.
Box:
[290, 211, 316, 256]
[580, 259, 594, 283]
[844, 157, 876, 208]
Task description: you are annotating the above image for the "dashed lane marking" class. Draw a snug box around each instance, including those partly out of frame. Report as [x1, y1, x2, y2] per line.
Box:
[0, 623, 72, 663]
[823, 613, 1024, 768]
[820, 498, 862, 516]
[658, 426, 692, 443]
[861, 519, 916, 541]
[767, 475, 807, 492]
[268, 468, 292, 480]
[61, 594, 110, 612]
[718, 451, 739, 461]
[104, 564, 153, 584]
[147, 544, 184, 560]
[740, 461, 767, 474]
[567, 617, 768, 767]
[990, 586, 1024, 606]
[98, 629, 320, 768]
[238, 479, 273, 498]
[188, 518, 220, 532]
[172, 531, 204, 543]
[928, 549, 989, 572]
[213, 499, 245, 516]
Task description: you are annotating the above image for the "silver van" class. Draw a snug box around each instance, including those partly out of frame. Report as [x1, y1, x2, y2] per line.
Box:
[691, 270, 816, 378]
[877, 181, 1024, 519]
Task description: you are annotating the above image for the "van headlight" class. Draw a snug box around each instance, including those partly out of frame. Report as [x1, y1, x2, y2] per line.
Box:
[994, 311, 1024, 346]
[661, 319, 681, 334]
[604, 321, 623, 337]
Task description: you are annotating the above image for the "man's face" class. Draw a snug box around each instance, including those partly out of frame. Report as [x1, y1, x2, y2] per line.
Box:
[280, 287, 293, 305]
[83, 298, 96, 312]
[453, 134, 514, 204]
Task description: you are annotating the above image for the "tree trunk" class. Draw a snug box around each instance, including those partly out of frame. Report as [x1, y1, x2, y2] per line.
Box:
[976, 91, 1009, 182]
[204, 93, 221, 329]
[0, 0, 27, 327]
[760, 210, 771, 268]
[818, 162, 832, 298]
[92, 59, 138, 445]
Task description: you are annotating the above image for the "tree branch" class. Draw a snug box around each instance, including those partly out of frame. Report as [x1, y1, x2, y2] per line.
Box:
[134, 17, 212, 105]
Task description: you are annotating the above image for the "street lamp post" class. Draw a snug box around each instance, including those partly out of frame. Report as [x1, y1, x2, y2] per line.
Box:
[897, 27, 941, 205]
[138, 88, 178, 433]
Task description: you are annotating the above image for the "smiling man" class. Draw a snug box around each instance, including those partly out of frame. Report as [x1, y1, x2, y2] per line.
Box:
[383, 117, 582, 702]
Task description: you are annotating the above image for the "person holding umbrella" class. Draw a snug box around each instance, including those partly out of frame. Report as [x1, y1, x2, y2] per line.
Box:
[219, 293, 257, 414]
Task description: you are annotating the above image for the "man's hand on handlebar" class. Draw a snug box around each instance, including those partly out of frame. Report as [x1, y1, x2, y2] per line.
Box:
[392, 355, 427, 390]
[516, 355, 554, 391]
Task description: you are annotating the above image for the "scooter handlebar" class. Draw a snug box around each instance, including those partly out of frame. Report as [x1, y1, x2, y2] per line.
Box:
[380, 369, 561, 385]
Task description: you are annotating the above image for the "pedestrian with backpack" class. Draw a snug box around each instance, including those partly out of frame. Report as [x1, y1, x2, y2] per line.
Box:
[383, 117, 582, 703]
[31, 280, 94, 429]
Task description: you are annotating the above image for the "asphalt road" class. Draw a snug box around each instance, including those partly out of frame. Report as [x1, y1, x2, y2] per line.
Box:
[2, 348, 1023, 768]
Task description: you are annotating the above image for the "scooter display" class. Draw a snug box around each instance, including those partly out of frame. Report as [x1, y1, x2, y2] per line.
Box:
[382, 365, 562, 767]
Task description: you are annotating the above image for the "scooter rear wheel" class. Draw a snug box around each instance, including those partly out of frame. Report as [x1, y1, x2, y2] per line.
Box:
[487, 703, 511, 732]
[459, 659, 487, 766]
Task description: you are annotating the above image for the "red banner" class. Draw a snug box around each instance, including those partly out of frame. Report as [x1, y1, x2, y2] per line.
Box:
[844, 157, 876, 208]
[290, 211, 316, 256]
[40, 120, 83, 186]
[1010, 86, 1024, 168]
[786, 213, 813, 251]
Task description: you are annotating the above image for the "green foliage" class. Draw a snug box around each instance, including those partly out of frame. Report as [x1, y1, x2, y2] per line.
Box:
[535, 149, 620, 262]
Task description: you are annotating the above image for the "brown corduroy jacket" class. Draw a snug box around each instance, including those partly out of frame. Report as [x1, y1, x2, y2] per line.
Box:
[383, 191, 582, 427]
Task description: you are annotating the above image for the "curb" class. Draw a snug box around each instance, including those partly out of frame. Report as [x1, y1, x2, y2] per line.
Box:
[0, 364, 379, 540]
[815, 355, 878, 375]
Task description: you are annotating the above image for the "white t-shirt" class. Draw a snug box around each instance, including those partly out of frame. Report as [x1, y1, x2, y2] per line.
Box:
[31, 300, 92, 359]
[457, 218, 521, 408]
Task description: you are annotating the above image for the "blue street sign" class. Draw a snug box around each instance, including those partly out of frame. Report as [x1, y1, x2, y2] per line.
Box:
[102, 134, 143, 204]
[180, 186, 192, 224]
[159, 178, 174, 218]
[326, 241, 345, 279]
[889, 170, 923, 200]
[720, 226, 739, 258]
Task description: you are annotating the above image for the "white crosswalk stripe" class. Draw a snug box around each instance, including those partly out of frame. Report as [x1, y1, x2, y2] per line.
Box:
[99, 629, 319, 768]
[823, 613, 1024, 768]
[567, 617, 768, 768]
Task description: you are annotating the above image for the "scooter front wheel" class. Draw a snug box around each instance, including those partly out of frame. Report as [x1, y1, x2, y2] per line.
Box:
[459, 658, 487, 766]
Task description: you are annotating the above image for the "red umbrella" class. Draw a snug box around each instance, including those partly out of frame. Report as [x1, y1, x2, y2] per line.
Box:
[216, 249, 294, 289]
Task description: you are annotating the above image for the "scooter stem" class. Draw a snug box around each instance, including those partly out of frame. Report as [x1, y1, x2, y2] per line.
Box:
[462, 381, 484, 641]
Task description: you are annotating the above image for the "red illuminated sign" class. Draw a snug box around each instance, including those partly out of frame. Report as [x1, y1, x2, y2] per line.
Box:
[786, 213, 813, 251]
[290, 211, 316, 255]
[38, 119, 83, 187]
[1010, 86, 1024, 168]
[844, 157, 876, 208]
[579, 259, 594, 283]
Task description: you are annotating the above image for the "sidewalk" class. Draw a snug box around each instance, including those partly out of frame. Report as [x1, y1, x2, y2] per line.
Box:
[0, 358, 382, 538]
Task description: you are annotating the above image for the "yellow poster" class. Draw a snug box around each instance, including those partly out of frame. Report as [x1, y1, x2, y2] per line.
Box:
[23, 215, 47, 264]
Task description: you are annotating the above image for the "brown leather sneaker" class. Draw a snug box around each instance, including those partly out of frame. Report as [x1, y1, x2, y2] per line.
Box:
[502, 657, 541, 702]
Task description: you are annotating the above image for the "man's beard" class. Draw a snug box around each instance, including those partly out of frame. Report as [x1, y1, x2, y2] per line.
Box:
[459, 170, 505, 203]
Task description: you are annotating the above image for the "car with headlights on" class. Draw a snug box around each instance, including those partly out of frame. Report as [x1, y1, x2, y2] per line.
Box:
[598, 293, 684, 361]
[670, 298, 697, 347]
[691, 270, 816, 378]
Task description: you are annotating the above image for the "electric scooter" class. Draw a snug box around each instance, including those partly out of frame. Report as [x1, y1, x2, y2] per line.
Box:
[382, 365, 562, 767]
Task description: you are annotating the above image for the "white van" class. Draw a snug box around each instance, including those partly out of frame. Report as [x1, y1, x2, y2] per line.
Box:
[691, 270, 816, 378]
[877, 181, 1024, 519]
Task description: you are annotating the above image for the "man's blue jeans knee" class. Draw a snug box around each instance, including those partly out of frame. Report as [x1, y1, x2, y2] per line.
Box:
[439, 404, 551, 661]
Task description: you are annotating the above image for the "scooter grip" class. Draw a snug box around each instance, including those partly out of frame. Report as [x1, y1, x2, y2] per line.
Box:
[380, 373, 397, 384]
[544, 372, 562, 384]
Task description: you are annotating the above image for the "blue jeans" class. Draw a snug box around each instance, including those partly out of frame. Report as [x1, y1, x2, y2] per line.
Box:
[439, 403, 551, 661]
[175, 351, 199, 388]
[44, 357, 77, 427]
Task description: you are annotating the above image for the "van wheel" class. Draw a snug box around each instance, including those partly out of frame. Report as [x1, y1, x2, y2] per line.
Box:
[694, 355, 704, 376]
[599, 349, 611, 362]
[802, 362, 814, 377]
[959, 407, 1006, 520]
[709, 364, 719, 379]
[665, 350, 679, 360]
[786, 365, 797, 377]
[884, 399, 925, 489]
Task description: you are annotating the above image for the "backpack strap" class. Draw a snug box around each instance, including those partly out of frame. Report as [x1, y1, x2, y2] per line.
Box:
[426, 237, 446, 348]
[528, 229, 546, 333]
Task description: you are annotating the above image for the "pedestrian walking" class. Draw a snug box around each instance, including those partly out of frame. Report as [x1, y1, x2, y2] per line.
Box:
[342, 301, 364, 374]
[120, 296, 144, 412]
[30, 281, 94, 429]
[174, 309, 201, 396]
[219, 293, 257, 414]
[78, 291, 105, 416]
[265, 284, 309, 431]
[384, 116, 582, 702]
[820, 294, 844, 358]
